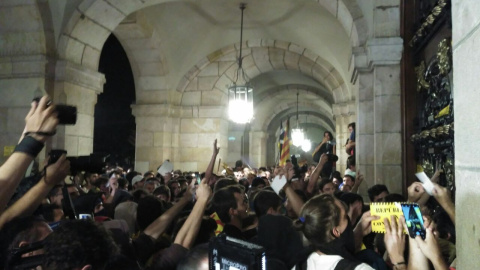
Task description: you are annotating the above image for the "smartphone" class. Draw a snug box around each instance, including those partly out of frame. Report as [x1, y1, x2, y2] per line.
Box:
[400, 203, 426, 239]
[195, 172, 201, 184]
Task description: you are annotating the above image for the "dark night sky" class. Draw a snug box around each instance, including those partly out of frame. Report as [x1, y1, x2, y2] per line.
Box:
[95, 34, 136, 167]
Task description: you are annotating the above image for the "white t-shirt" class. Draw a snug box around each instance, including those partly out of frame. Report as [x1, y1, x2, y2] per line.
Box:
[305, 252, 375, 270]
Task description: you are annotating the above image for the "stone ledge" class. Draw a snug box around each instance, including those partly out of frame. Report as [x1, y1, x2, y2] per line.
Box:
[0, 55, 48, 78]
[354, 37, 403, 71]
[55, 60, 105, 92]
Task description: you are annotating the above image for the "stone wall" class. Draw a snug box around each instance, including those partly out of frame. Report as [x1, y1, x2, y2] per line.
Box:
[452, 0, 480, 268]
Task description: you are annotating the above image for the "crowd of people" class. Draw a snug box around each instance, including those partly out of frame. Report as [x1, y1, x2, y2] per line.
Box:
[0, 96, 456, 270]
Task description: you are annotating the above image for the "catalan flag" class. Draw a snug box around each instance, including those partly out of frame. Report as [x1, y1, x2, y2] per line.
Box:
[279, 119, 290, 166]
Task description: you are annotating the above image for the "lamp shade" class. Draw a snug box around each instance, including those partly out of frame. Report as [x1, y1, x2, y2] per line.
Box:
[228, 85, 253, 124]
[291, 128, 305, 147]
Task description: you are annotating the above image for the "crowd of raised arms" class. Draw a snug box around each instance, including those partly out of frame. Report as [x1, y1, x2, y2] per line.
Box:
[0, 96, 455, 270]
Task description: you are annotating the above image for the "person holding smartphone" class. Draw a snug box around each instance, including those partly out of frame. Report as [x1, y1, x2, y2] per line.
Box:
[312, 131, 336, 178]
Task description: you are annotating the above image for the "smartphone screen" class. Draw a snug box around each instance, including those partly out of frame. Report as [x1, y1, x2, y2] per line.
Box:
[195, 172, 201, 184]
[400, 203, 426, 239]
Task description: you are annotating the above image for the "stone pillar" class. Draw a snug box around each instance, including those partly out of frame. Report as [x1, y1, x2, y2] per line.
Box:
[132, 104, 229, 173]
[332, 102, 355, 175]
[452, 1, 480, 267]
[131, 104, 181, 174]
[0, 55, 50, 164]
[52, 61, 105, 156]
[354, 37, 403, 197]
[249, 131, 267, 168]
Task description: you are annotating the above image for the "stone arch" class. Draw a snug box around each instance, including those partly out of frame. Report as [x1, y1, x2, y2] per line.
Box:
[178, 39, 352, 105]
[112, 13, 169, 103]
[58, 0, 366, 69]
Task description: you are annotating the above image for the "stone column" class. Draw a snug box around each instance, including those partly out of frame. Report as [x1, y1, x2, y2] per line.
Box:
[0, 55, 50, 164]
[332, 102, 355, 175]
[354, 37, 403, 196]
[52, 61, 105, 157]
[452, 1, 480, 267]
[249, 131, 267, 168]
[132, 104, 229, 173]
[131, 104, 181, 174]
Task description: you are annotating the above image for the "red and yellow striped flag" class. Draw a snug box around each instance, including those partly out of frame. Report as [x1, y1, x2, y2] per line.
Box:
[279, 119, 290, 166]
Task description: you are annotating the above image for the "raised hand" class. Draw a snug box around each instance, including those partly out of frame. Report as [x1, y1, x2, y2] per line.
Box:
[24, 96, 59, 142]
[407, 182, 428, 204]
[196, 178, 212, 202]
[213, 139, 220, 155]
[384, 215, 406, 265]
[44, 154, 70, 186]
[414, 227, 447, 269]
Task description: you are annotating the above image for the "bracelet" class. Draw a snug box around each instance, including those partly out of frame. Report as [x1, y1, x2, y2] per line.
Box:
[14, 136, 44, 157]
[393, 262, 406, 267]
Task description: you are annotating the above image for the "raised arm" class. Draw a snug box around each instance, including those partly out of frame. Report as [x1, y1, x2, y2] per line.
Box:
[0, 96, 58, 212]
[312, 136, 328, 157]
[413, 227, 448, 270]
[306, 154, 327, 195]
[0, 154, 70, 229]
[204, 139, 220, 183]
[431, 183, 455, 225]
[143, 183, 193, 239]
[174, 178, 212, 249]
[351, 170, 364, 193]
[383, 216, 406, 270]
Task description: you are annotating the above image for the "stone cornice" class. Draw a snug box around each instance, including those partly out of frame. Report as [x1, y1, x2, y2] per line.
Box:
[354, 37, 404, 72]
[332, 101, 356, 117]
[0, 55, 48, 78]
[55, 60, 105, 93]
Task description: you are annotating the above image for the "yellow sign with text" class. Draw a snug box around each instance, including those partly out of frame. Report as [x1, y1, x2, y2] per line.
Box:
[370, 202, 407, 234]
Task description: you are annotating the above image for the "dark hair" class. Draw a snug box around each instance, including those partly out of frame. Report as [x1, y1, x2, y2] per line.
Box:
[153, 185, 171, 199]
[136, 196, 165, 231]
[434, 210, 456, 244]
[47, 185, 62, 200]
[92, 176, 108, 188]
[253, 190, 282, 218]
[117, 177, 128, 189]
[339, 192, 364, 210]
[382, 193, 404, 203]
[324, 131, 333, 140]
[347, 156, 355, 169]
[318, 179, 334, 194]
[251, 177, 266, 188]
[43, 220, 119, 270]
[343, 175, 355, 184]
[144, 171, 155, 178]
[211, 185, 243, 223]
[294, 195, 341, 245]
[348, 122, 355, 130]
[131, 189, 148, 203]
[0, 216, 49, 267]
[42, 204, 62, 222]
[213, 178, 238, 193]
[367, 184, 389, 202]
[176, 243, 209, 270]
[235, 160, 243, 168]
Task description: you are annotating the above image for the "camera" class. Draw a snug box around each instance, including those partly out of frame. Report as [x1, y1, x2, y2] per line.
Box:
[290, 155, 308, 180]
[48, 150, 107, 174]
[326, 153, 338, 162]
[33, 97, 77, 125]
